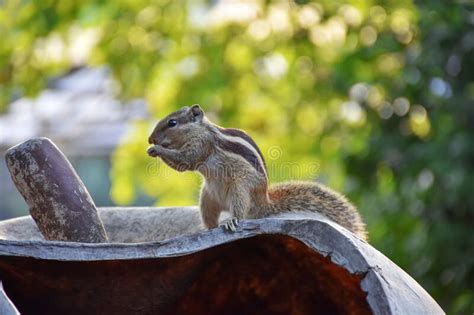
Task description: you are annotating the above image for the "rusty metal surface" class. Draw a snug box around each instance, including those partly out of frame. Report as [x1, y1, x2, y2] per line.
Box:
[0, 209, 444, 315]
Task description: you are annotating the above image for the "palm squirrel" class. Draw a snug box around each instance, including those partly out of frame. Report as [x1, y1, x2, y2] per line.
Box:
[147, 105, 367, 240]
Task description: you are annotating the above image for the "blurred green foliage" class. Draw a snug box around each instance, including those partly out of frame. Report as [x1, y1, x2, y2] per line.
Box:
[1, 0, 473, 313]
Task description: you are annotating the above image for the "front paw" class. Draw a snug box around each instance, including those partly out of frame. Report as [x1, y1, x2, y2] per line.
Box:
[147, 145, 163, 157]
[221, 218, 240, 232]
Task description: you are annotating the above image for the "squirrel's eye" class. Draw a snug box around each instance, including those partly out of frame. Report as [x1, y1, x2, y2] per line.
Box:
[167, 119, 177, 128]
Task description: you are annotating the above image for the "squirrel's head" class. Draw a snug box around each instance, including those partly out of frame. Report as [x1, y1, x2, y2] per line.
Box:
[148, 104, 206, 149]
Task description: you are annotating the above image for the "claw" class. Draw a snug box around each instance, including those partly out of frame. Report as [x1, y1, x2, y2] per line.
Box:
[221, 218, 240, 232]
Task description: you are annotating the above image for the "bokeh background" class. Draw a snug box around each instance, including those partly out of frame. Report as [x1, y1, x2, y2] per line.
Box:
[0, 0, 473, 313]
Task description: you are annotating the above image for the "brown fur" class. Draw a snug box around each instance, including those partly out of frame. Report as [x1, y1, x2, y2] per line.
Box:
[148, 105, 368, 240]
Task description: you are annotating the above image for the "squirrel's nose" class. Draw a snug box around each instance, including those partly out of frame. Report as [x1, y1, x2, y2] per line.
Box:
[148, 136, 155, 145]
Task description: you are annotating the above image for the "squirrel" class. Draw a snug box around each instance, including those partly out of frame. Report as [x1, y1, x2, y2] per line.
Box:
[147, 105, 368, 240]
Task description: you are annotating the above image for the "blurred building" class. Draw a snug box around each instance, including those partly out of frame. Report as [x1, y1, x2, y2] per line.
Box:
[0, 67, 152, 219]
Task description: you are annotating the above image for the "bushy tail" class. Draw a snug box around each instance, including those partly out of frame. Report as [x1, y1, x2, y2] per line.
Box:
[266, 181, 368, 241]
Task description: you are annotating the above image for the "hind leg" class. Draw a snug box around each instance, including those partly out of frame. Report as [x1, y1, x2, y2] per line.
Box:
[199, 187, 221, 229]
[221, 185, 250, 232]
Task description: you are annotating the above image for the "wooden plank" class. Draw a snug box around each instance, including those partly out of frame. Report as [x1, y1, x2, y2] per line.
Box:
[5, 138, 108, 243]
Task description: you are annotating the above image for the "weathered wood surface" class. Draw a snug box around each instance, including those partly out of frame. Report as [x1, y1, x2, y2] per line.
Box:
[0, 208, 444, 315]
[0, 207, 205, 242]
[5, 138, 108, 243]
[0, 282, 19, 315]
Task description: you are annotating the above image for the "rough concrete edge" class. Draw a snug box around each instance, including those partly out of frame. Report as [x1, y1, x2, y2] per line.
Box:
[0, 281, 19, 315]
[0, 210, 444, 315]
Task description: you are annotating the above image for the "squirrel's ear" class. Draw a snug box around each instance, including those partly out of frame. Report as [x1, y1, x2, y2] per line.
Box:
[190, 104, 203, 121]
